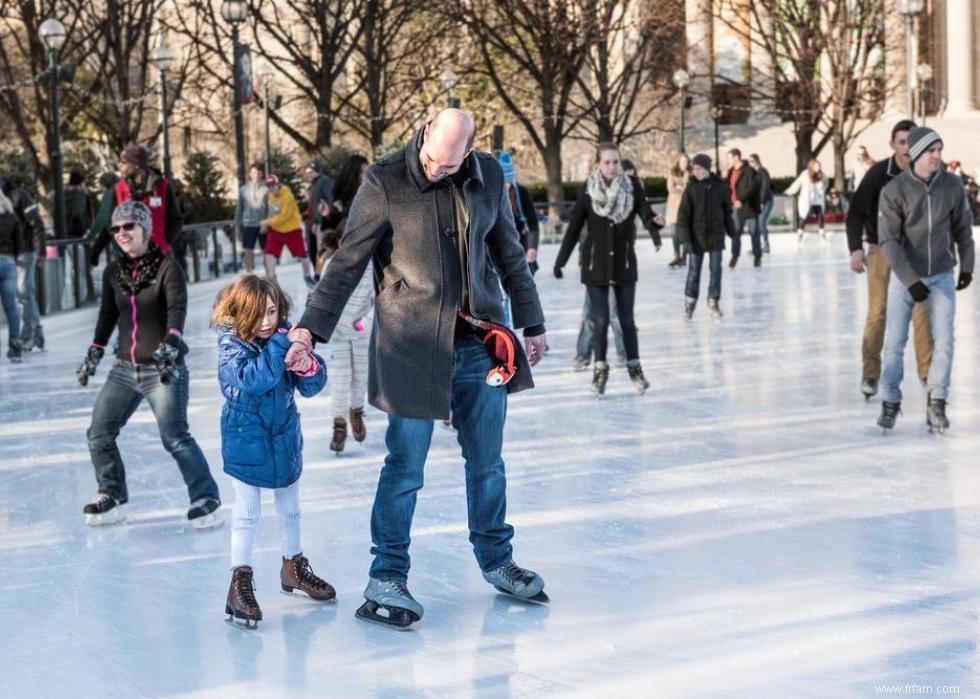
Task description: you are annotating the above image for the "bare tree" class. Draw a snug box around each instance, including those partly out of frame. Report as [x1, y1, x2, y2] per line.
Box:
[445, 0, 595, 210]
[572, 0, 685, 145]
[714, 0, 891, 181]
[336, 2, 450, 156]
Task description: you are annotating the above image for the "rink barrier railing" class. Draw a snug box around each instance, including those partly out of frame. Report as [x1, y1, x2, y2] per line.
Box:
[23, 195, 815, 317]
[36, 221, 242, 316]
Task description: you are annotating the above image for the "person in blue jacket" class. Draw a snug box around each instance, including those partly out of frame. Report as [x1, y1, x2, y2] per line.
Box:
[211, 274, 333, 629]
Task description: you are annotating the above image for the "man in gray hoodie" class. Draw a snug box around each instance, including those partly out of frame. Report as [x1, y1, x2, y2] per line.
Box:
[877, 127, 974, 433]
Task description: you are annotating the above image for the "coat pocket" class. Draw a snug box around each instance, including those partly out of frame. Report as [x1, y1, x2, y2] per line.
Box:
[222, 424, 270, 467]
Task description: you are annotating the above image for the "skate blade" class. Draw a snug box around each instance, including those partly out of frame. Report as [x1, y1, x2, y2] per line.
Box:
[493, 586, 550, 605]
[355, 601, 419, 630]
[225, 615, 260, 629]
[84, 506, 127, 527]
[280, 586, 338, 602]
[190, 511, 224, 530]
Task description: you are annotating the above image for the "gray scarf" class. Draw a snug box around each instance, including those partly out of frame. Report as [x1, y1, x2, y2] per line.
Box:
[587, 170, 633, 224]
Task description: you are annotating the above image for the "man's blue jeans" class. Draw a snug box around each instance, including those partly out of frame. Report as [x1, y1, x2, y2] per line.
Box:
[15, 252, 42, 342]
[881, 270, 955, 403]
[730, 212, 761, 260]
[685, 251, 723, 301]
[87, 361, 219, 504]
[0, 254, 20, 342]
[369, 335, 514, 582]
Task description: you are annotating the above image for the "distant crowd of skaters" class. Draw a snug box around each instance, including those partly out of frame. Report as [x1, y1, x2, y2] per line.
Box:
[0, 111, 974, 632]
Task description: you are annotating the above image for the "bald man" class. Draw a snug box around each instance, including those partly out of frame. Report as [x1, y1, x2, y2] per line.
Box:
[288, 109, 548, 627]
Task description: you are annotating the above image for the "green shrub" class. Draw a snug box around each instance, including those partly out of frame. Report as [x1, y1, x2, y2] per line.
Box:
[0, 148, 38, 196]
[183, 150, 232, 222]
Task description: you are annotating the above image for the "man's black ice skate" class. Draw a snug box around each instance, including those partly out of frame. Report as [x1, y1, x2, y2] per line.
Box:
[188, 498, 222, 530]
[355, 578, 423, 629]
[684, 296, 696, 320]
[860, 377, 878, 401]
[591, 361, 609, 395]
[7, 339, 23, 363]
[877, 401, 901, 434]
[926, 394, 949, 434]
[482, 560, 549, 604]
[626, 361, 650, 395]
[707, 298, 723, 320]
[83, 493, 126, 526]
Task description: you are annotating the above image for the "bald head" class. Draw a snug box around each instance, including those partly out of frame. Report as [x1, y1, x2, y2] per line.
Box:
[420, 109, 475, 182]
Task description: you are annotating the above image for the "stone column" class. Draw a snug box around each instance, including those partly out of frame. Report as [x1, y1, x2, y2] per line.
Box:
[945, 0, 977, 114]
[685, 0, 713, 121]
[884, 1, 911, 117]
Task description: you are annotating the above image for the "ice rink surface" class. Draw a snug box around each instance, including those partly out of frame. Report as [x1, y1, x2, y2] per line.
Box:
[2, 234, 978, 698]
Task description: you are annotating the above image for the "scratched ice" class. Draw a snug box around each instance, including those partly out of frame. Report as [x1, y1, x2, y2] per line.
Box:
[1, 234, 979, 698]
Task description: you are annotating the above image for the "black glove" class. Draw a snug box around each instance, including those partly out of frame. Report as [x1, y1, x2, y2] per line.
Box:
[553, 266, 563, 279]
[908, 281, 930, 303]
[682, 243, 692, 257]
[528, 260, 539, 276]
[152, 339, 181, 385]
[77, 345, 104, 386]
[956, 272, 972, 291]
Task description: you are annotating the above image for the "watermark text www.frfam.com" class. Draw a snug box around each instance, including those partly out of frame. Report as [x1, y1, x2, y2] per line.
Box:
[874, 685, 960, 695]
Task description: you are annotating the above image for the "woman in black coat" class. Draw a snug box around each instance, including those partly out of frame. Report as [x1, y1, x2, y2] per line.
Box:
[554, 142, 663, 395]
[676, 154, 737, 321]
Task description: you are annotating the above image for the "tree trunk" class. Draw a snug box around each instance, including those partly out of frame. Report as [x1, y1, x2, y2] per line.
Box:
[832, 133, 847, 192]
[543, 126, 565, 219]
[795, 124, 815, 173]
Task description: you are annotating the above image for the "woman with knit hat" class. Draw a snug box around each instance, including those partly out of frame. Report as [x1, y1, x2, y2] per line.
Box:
[553, 142, 664, 395]
[76, 201, 222, 527]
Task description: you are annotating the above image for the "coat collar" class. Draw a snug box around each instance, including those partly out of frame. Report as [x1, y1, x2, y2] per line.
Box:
[405, 126, 485, 193]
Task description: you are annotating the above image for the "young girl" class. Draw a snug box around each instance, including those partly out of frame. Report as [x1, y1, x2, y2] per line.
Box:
[211, 275, 333, 629]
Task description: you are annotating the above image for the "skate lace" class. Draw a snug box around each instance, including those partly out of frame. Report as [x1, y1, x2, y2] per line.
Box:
[387, 580, 412, 598]
[498, 562, 525, 586]
[236, 571, 258, 606]
[90, 493, 113, 507]
[297, 558, 329, 590]
[883, 402, 901, 418]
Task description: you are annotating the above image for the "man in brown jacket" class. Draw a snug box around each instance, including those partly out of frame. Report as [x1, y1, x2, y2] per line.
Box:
[287, 109, 548, 628]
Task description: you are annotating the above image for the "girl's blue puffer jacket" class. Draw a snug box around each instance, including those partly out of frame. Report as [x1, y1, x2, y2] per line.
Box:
[217, 327, 326, 488]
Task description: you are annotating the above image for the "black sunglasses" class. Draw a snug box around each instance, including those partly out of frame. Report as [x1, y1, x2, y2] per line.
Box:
[109, 222, 138, 235]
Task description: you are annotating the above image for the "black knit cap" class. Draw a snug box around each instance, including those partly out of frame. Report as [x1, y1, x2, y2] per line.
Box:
[692, 153, 712, 171]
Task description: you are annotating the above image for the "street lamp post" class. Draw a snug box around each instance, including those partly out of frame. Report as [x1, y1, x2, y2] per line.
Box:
[40, 17, 67, 240]
[916, 63, 933, 125]
[221, 0, 248, 186]
[672, 68, 691, 153]
[898, 0, 924, 118]
[710, 104, 723, 176]
[257, 64, 273, 175]
[439, 69, 459, 108]
[149, 43, 175, 180]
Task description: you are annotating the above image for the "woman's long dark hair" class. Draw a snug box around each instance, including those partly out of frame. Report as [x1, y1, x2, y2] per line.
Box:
[332, 154, 369, 209]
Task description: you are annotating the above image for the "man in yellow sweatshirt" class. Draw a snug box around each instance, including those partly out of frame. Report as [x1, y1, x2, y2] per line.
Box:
[261, 174, 316, 289]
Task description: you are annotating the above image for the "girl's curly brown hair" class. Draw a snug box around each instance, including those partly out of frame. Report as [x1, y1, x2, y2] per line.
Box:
[211, 274, 291, 343]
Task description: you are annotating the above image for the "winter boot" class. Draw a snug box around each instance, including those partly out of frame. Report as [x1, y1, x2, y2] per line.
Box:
[226, 566, 262, 629]
[668, 254, 684, 269]
[860, 377, 879, 401]
[83, 493, 126, 526]
[877, 401, 901, 434]
[349, 406, 366, 443]
[753, 255, 762, 267]
[707, 298, 723, 320]
[330, 417, 347, 454]
[926, 394, 949, 434]
[591, 361, 609, 395]
[356, 578, 424, 628]
[280, 553, 336, 601]
[482, 560, 548, 603]
[728, 256, 738, 269]
[626, 360, 650, 395]
[7, 338, 23, 363]
[684, 296, 697, 320]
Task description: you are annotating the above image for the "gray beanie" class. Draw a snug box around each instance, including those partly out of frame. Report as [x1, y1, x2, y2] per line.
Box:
[692, 153, 712, 171]
[907, 127, 943, 164]
[111, 200, 153, 237]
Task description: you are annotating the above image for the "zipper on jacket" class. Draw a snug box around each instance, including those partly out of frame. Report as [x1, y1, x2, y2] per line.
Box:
[927, 192, 933, 276]
[129, 267, 138, 364]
